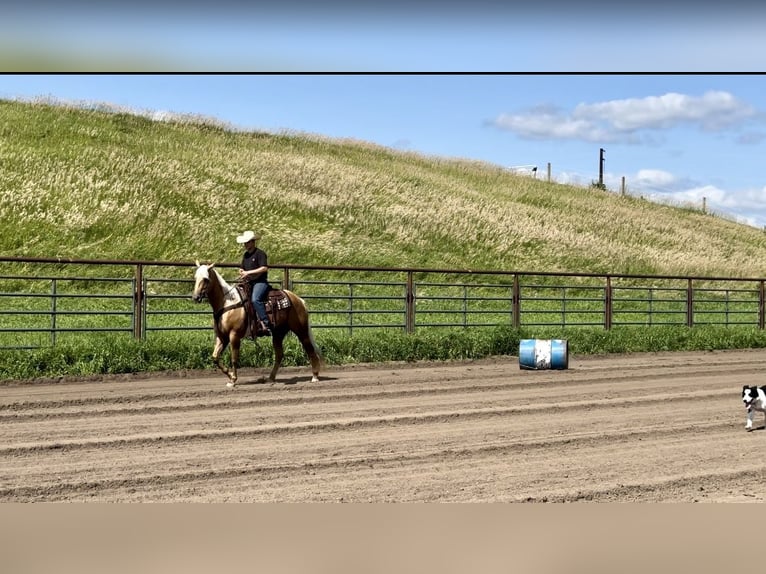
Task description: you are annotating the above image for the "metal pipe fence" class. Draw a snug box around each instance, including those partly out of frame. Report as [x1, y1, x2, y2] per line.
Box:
[0, 256, 765, 349]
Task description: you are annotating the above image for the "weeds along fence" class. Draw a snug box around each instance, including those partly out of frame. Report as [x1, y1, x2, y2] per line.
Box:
[1, 256, 765, 349]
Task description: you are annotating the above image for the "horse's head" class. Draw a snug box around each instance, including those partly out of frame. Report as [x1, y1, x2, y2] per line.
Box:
[192, 260, 216, 303]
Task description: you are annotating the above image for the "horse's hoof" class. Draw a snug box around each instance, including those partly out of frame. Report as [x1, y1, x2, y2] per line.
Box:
[311, 376, 320, 383]
[226, 381, 237, 388]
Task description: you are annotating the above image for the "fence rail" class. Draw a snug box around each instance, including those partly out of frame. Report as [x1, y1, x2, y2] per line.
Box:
[1, 256, 765, 349]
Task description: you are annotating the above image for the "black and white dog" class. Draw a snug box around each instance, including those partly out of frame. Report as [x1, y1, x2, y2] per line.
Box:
[742, 385, 766, 431]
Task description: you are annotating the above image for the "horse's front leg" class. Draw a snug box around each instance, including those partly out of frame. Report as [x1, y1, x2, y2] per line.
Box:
[212, 335, 236, 386]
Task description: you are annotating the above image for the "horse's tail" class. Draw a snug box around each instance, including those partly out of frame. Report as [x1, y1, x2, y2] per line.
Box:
[306, 318, 325, 370]
[286, 290, 324, 367]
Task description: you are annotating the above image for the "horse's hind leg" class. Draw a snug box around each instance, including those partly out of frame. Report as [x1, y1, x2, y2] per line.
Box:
[268, 334, 285, 382]
[227, 336, 242, 387]
[212, 336, 230, 379]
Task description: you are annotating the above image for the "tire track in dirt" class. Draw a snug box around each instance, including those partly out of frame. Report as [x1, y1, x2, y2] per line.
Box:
[0, 359, 750, 421]
[0, 349, 764, 501]
[0, 421, 740, 501]
[0, 393, 736, 454]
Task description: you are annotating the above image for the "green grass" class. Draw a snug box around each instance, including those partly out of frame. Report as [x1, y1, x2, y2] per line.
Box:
[3, 325, 766, 381]
[4, 97, 766, 380]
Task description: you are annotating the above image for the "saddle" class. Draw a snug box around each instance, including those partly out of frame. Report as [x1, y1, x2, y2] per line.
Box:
[236, 283, 292, 338]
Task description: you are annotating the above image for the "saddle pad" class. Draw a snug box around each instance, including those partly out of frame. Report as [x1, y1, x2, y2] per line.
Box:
[269, 291, 292, 310]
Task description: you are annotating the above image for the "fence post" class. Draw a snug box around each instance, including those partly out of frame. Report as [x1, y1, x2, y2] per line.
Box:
[561, 286, 567, 327]
[760, 280, 765, 329]
[462, 285, 468, 328]
[405, 271, 415, 333]
[512, 274, 520, 328]
[134, 264, 144, 339]
[686, 278, 694, 327]
[348, 283, 354, 337]
[604, 276, 612, 330]
[50, 278, 57, 346]
[547, 162, 551, 183]
[621, 176, 626, 196]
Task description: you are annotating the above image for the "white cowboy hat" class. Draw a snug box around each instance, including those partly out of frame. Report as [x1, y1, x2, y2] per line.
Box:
[236, 230, 259, 244]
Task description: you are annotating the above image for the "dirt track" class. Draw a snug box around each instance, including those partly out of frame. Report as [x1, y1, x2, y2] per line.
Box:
[1, 349, 764, 502]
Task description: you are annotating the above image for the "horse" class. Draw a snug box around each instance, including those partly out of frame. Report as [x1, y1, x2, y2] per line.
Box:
[191, 261, 322, 387]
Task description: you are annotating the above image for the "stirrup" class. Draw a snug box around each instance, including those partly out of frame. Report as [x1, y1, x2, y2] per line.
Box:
[255, 320, 272, 337]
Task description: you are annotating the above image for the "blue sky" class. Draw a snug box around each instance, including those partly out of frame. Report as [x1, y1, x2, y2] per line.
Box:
[2, 2, 766, 227]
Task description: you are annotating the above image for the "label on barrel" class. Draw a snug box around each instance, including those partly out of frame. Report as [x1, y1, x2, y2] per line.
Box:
[533, 339, 552, 369]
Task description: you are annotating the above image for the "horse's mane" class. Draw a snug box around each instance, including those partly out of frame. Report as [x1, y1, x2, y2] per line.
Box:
[210, 267, 241, 304]
[210, 267, 230, 290]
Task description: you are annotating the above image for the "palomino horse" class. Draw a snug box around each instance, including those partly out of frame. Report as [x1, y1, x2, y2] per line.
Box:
[191, 261, 322, 387]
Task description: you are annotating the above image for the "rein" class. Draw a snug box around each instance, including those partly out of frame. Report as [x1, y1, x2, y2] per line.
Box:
[213, 299, 244, 322]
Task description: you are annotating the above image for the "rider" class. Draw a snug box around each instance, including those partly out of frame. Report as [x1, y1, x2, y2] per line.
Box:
[236, 230, 273, 335]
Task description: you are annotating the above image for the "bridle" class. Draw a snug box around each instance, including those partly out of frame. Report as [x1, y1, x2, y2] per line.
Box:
[192, 277, 210, 303]
[193, 265, 243, 322]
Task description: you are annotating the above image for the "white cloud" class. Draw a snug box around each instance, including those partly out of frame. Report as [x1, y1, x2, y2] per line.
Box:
[574, 91, 755, 131]
[737, 131, 766, 145]
[667, 184, 725, 204]
[493, 91, 758, 143]
[554, 170, 608, 187]
[713, 185, 766, 211]
[547, 164, 766, 228]
[493, 109, 636, 143]
[634, 169, 676, 187]
[151, 110, 173, 122]
[650, 184, 766, 227]
[620, 169, 766, 228]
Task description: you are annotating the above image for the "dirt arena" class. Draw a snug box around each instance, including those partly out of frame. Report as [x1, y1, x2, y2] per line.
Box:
[1, 349, 764, 502]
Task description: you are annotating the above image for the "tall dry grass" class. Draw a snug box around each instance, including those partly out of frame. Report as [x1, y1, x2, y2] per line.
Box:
[3, 97, 766, 279]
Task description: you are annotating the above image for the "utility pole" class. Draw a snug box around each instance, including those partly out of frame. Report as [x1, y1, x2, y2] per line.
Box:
[599, 148, 605, 188]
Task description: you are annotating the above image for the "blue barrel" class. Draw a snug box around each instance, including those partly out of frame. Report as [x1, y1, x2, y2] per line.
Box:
[519, 339, 569, 370]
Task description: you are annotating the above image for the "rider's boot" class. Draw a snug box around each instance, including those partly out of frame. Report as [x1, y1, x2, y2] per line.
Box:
[256, 319, 272, 337]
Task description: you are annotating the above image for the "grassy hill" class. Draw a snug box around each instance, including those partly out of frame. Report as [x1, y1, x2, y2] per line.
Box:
[7, 97, 766, 379]
[3, 97, 766, 279]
